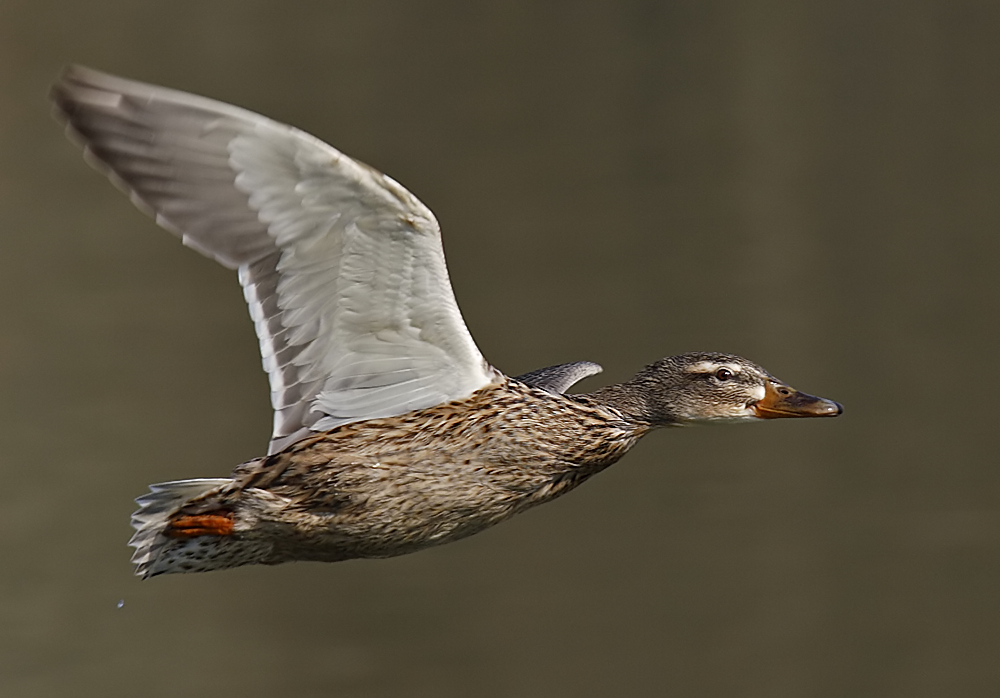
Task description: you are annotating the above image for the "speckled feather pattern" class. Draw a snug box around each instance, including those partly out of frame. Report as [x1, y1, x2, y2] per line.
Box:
[155, 379, 647, 574]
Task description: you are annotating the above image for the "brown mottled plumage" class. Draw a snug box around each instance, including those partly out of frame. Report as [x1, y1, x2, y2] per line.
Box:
[157, 379, 644, 574]
[51, 67, 842, 578]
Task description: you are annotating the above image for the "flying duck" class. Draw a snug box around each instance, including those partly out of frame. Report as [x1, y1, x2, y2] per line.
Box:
[52, 66, 842, 578]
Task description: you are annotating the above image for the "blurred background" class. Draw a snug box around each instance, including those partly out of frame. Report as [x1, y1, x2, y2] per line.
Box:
[2, 1, 999, 696]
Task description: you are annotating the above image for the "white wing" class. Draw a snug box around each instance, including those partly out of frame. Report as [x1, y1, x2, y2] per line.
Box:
[53, 66, 498, 453]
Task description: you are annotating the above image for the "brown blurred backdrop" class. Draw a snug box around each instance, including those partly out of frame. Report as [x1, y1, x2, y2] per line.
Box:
[2, 1, 999, 697]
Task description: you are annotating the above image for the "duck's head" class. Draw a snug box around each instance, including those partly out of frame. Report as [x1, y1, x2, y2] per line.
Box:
[599, 352, 842, 426]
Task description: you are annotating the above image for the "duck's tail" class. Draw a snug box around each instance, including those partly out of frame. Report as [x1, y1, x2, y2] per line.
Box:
[129, 478, 261, 578]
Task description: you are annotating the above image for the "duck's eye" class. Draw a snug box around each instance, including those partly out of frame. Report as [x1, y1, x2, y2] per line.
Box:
[715, 368, 734, 382]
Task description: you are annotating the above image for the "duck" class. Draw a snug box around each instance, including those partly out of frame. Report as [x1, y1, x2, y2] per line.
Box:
[52, 66, 842, 578]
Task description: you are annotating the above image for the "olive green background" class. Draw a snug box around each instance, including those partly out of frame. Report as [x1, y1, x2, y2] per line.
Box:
[2, 1, 999, 696]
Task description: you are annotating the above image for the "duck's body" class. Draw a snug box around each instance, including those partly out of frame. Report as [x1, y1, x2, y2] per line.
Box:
[140, 378, 644, 576]
[53, 67, 842, 578]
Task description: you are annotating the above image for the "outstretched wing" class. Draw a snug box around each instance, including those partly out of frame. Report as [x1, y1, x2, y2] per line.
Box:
[53, 66, 498, 453]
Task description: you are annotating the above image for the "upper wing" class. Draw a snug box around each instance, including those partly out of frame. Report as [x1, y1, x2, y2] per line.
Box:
[514, 361, 603, 394]
[53, 66, 498, 453]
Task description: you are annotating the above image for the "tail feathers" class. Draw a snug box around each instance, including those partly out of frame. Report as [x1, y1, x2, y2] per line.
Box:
[130, 478, 232, 578]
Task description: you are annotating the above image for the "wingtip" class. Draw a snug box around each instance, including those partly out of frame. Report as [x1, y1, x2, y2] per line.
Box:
[53, 64, 133, 93]
[50, 64, 102, 106]
[50, 64, 160, 119]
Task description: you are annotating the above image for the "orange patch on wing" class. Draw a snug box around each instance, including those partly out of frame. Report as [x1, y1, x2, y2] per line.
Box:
[166, 511, 235, 538]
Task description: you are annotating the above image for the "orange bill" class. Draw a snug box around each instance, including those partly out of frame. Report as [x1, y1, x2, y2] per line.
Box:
[752, 381, 842, 419]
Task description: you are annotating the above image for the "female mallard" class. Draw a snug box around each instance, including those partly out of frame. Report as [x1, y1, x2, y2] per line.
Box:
[52, 66, 841, 578]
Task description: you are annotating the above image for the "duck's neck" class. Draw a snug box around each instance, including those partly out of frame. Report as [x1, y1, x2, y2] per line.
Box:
[578, 379, 680, 428]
